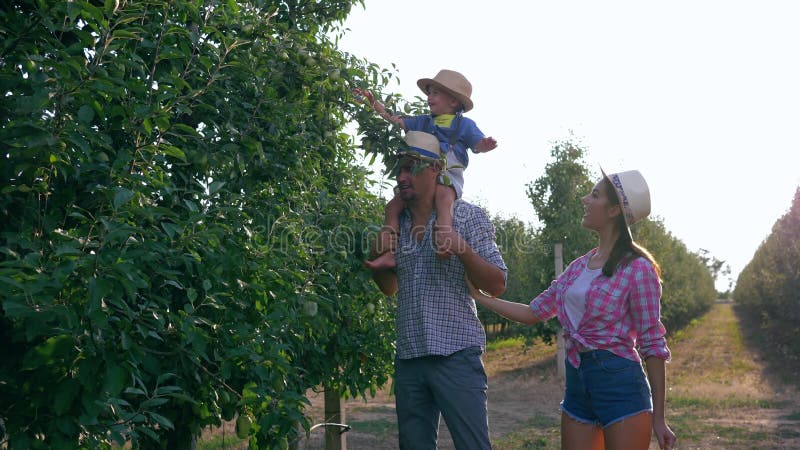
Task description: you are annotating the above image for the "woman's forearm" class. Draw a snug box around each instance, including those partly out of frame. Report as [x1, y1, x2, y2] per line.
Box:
[470, 287, 539, 325]
[645, 356, 667, 421]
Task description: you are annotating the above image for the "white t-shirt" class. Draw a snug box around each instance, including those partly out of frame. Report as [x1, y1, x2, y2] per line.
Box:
[564, 265, 603, 329]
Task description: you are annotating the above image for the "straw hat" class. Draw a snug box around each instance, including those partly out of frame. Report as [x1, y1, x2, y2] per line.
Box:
[399, 131, 442, 161]
[416, 69, 474, 112]
[601, 168, 651, 237]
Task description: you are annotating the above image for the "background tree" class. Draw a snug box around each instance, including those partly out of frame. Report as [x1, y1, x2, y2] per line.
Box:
[526, 137, 595, 268]
[697, 248, 732, 294]
[0, 1, 397, 448]
[734, 187, 800, 359]
[482, 215, 546, 337]
[514, 137, 594, 342]
[634, 218, 716, 331]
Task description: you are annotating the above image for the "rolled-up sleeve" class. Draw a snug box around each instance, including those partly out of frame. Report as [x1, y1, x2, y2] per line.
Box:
[529, 278, 560, 322]
[530, 258, 584, 323]
[463, 204, 507, 277]
[629, 259, 671, 361]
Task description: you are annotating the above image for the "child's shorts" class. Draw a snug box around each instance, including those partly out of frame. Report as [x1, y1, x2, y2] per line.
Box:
[438, 167, 464, 198]
[438, 149, 465, 198]
[561, 349, 653, 428]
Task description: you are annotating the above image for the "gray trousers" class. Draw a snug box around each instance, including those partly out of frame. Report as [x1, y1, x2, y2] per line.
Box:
[395, 346, 491, 450]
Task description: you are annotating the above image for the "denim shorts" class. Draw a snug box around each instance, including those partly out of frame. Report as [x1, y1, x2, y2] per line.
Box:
[561, 349, 653, 428]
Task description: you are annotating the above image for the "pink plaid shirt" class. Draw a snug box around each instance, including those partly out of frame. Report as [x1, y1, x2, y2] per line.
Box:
[529, 249, 671, 368]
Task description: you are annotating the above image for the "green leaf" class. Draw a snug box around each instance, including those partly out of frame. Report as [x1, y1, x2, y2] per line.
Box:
[157, 372, 177, 384]
[164, 280, 183, 289]
[21, 335, 74, 370]
[104, 0, 116, 14]
[172, 123, 200, 135]
[160, 145, 186, 161]
[111, 29, 141, 40]
[161, 222, 180, 238]
[115, 15, 146, 26]
[124, 387, 146, 396]
[208, 180, 226, 195]
[54, 378, 80, 415]
[148, 412, 174, 430]
[140, 397, 169, 408]
[154, 115, 170, 130]
[78, 104, 95, 124]
[54, 244, 81, 256]
[113, 187, 134, 210]
[103, 365, 127, 397]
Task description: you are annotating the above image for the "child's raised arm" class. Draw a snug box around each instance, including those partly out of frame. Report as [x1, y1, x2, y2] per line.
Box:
[474, 136, 498, 153]
[354, 88, 407, 130]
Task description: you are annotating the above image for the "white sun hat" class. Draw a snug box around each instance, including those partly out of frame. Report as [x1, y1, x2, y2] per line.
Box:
[399, 131, 442, 161]
[601, 168, 651, 238]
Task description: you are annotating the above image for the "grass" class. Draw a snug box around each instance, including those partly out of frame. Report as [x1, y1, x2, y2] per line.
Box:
[346, 418, 396, 438]
[668, 396, 782, 409]
[493, 415, 560, 450]
[486, 336, 525, 352]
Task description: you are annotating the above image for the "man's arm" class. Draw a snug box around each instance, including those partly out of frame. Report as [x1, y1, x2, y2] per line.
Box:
[454, 236, 506, 297]
[437, 225, 505, 296]
[366, 237, 398, 296]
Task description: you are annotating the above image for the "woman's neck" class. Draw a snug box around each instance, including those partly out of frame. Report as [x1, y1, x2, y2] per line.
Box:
[590, 228, 620, 268]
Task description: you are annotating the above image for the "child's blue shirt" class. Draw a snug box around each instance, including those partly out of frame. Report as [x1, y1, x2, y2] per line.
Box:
[402, 114, 485, 168]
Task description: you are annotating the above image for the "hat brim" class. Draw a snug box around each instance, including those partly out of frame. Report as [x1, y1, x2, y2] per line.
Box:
[416, 78, 474, 112]
[600, 167, 634, 240]
[398, 146, 440, 161]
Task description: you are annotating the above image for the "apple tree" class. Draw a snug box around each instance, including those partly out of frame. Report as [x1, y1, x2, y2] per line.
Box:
[0, 0, 397, 447]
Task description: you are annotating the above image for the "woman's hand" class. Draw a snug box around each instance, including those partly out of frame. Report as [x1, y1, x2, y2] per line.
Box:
[465, 276, 539, 325]
[653, 420, 676, 450]
[465, 276, 486, 300]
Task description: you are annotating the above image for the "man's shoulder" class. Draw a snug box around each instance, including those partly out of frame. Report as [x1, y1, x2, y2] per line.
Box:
[454, 199, 489, 218]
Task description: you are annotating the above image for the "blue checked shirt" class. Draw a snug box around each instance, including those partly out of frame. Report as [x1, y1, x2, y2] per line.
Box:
[394, 200, 507, 359]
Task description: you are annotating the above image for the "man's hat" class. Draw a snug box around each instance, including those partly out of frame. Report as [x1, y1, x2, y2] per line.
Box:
[601, 168, 651, 238]
[399, 131, 442, 161]
[417, 69, 474, 112]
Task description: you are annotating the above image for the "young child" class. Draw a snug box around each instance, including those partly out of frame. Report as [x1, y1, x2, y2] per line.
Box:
[358, 69, 498, 270]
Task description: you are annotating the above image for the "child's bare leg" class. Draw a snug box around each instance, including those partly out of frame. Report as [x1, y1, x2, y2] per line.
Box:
[364, 241, 396, 270]
[434, 184, 456, 259]
[364, 194, 404, 270]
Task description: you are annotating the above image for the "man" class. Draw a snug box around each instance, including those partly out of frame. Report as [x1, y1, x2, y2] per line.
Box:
[368, 131, 507, 449]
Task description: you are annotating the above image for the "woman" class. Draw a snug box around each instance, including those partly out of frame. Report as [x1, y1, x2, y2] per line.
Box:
[470, 169, 676, 450]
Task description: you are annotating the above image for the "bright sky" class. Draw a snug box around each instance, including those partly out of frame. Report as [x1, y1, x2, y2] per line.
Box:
[338, 1, 800, 291]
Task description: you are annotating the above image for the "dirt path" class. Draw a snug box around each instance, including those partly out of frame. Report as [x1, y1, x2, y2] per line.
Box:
[302, 341, 563, 449]
[300, 302, 800, 449]
[664, 301, 800, 449]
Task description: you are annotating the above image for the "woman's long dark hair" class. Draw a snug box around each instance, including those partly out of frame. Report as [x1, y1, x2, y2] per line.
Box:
[602, 178, 662, 279]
